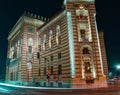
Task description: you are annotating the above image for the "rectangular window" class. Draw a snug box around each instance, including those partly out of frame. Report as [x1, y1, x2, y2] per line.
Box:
[10, 72, 13, 81]
[43, 43, 45, 50]
[39, 68, 41, 76]
[80, 29, 86, 40]
[80, 29, 85, 35]
[51, 66, 53, 75]
[39, 45, 41, 51]
[45, 43, 46, 50]
[50, 56, 53, 62]
[44, 58, 46, 63]
[83, 48, 89, 54]
[58, 65, 62, 75]
[58, 36, 61, 45]
[58, 53, 61, 60]
[51, 39, 53, 47]
[37, 52, 40, 59]
[16, 71, 18, 81]
[49, 39, 52, 48]
[13, 51, 17, 59]
[28, 46, 32, 59]
[44, 67, 46, 76]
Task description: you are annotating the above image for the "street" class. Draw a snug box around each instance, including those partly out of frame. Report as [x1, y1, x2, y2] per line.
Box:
[0, 85, 31, 95]
[0, 84, 120, 95]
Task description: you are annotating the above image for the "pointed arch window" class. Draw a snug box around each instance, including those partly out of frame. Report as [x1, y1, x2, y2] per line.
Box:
[13, 44, 17, 58]
[28, 38, 33, 60]
[38, 37, 41, 51]
[11, 46, 14, 59]
[43, 34, 46, 50]
[17, 40, 20, 57]
[56, 25, 61, 45]
[49, 30, 53, 48]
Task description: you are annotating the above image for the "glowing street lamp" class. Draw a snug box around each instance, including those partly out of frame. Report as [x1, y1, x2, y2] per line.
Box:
[117, 65, 120, 69]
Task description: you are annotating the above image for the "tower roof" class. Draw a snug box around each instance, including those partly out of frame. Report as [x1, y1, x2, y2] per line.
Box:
[65, 0, 94, 2]
[63, 0, 94, 6]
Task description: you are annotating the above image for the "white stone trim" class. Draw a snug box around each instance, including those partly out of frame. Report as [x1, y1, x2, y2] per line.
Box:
[67, 12, 75, 78]
[94, 13, 104, 75]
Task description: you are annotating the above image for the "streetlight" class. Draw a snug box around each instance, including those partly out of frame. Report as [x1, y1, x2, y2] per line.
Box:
[117, 65, 120, 69]
[116, 65, 120, 78]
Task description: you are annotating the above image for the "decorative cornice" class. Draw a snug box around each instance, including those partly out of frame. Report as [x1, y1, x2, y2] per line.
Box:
[8, 13, 44, 40]
[38, 10, 66, 33]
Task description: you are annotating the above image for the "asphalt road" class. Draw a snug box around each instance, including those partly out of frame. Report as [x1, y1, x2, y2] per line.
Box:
[0, 85, 120, 95]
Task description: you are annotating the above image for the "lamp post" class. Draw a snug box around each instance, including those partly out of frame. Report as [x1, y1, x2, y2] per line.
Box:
[116, 65, 120, 78]
[117, 65, 120, 69]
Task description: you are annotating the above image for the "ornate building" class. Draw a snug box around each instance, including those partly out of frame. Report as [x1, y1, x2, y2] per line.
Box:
[6, 13, 44, 85]
[6, 0, 108, 88]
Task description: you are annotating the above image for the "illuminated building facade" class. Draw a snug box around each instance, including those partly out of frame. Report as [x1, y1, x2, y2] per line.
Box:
[6, 13, 44, 85]
[6, 0, 108, 88]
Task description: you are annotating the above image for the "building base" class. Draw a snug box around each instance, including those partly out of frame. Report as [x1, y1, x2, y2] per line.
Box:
[72, 75, 108, 88]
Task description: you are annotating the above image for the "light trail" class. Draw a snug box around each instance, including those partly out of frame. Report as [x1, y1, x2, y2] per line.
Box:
[0, 83, 90, 90]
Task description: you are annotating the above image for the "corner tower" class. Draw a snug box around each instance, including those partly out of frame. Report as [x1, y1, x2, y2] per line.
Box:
[64, 0, 108, 88]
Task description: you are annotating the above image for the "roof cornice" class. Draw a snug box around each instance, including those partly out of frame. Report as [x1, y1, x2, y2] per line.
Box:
[8, 14, 44, 40]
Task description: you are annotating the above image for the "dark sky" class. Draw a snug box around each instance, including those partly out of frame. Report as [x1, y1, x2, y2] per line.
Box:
[0, 0, 120, 78]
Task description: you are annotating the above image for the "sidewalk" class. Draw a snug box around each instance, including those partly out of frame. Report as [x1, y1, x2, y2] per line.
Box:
[0, 83, 120, 93]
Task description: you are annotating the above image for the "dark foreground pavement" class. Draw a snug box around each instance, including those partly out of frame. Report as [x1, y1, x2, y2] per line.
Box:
[0, 83, 120, 95]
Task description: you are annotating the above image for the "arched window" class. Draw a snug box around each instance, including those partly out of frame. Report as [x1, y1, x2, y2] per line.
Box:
[43, 34, 46, 42]
[27, 62, 32, 70]
[56, 25, 60, 34]
[17, 40, 20, 57]
[10, 47, 14, 58]
[49, 30, 53, 48]
[28, 38, 33, 60]
[43, 34, 46, 50]
[28, 38, 33, 46]
[83, 47, 89, 54]
[56, 25, 61, 45]
[19, 38, 23, 56]
[38, 37, 41, 51]
[49, 30, 53, 39]
[38, 37, 41, 45]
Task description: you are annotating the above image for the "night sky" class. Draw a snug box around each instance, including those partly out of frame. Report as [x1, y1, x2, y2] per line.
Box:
[0, 0, 119, 79]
